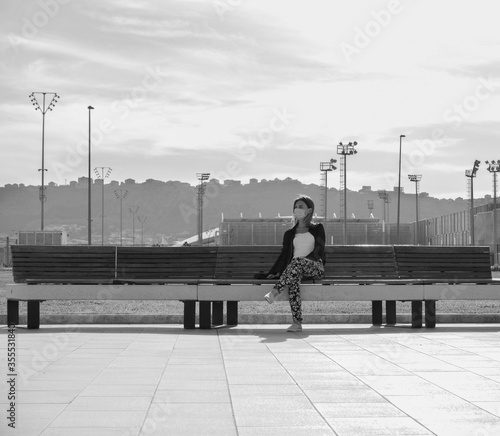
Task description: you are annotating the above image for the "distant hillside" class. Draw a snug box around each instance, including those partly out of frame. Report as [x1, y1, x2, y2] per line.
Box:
[0, 178, 490, 244]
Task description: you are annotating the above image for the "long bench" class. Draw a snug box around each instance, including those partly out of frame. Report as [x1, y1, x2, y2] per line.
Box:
[6, 244, 499, 330]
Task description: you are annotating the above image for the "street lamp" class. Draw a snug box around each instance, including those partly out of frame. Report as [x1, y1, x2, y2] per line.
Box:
[29, 92, 60, 230]
[396, 134, 406, 244]
[87, 106, 94, 245]
[137, 215, 148, 246]
[129, 206, 140, 246]
[465, 160, 480, 246]
[196, 173, 210, 246]
[320, 158, 337, 240]
[486, 160, 500, 265]
[408, 175, 422, 245]
[378, 190, 391, 244]
[337, 141, 357, 245]
[94, 167, 112, 245]
[114, 189, 128, 246]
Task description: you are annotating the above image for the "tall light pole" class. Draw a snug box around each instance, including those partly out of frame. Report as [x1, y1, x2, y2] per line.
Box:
[196, 173, 210, 246]
[396, 134, 405, 244]
[320, 159, 337, 241]
[408, 175, 422, 245]
[29, 92, 60, 230]
[486, 160, 500, 265]
[114, 189, 128, 246]
[94, 167, 112, 245]
[87, 106, 94, 245]
[378, 190, 391, 244]
[138, 215, 148, 246]
[465, 160, 480, 246]
[129, 206, 140, 246]
[337, 141, 357, 245]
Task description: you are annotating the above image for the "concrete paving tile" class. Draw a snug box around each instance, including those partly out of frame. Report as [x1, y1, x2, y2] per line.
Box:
[238, 425, 335, 435]
[5, 418, 53, 436]
[50, 410, 147, 428]
[420, 416, 500, 436]
[326, 416, 434, 435]
[17, 390, 80, 404]
[229, 384, 304, 396]
[65, 396, 152, 411]
[80, 384, 157, 397]
[473, 401, 500, 417]
[304, 388, 386, 403]
[358, 375, 448, 396]
[157, 379, 228, 391]
[152, 389, 231, 403]
[315, 402, 407, 418]
[146, 402, 234, 419]
[231, 395, 314, 409]
[138, 418, 237, 436]
[234, 409, 328, 427]
[18, 379, 90, 391]
[42, 428, 141, 436]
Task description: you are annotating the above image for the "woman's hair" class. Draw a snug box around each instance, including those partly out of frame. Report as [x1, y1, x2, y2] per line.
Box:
[293, 194, 315, 227]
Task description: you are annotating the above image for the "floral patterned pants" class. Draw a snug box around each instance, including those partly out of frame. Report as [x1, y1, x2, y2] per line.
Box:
[273, 257, 324, 323]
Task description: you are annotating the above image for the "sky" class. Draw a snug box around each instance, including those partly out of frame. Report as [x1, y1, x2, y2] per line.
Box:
[1, 0, 500, 199]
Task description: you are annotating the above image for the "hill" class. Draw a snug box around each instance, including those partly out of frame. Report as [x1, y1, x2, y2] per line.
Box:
[0, 178, 490, 245]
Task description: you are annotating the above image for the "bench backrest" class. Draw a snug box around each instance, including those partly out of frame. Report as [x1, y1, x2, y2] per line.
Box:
[215, 246, 280, 279]
[11, 245, 116, 283]
[324, 245, 399, 280]
[10, 244, 493, 284]
[116, 246, 218, 280]
[394, 245, 492, 281]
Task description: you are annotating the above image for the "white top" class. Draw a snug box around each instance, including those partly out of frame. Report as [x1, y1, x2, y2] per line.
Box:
[293, 232, 315, 258]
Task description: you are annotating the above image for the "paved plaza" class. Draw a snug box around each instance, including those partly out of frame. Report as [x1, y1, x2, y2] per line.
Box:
[1, 323, 500, 435]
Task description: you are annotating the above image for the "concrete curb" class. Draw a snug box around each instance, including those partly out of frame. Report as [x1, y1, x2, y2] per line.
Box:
[2, 313, 500, 325]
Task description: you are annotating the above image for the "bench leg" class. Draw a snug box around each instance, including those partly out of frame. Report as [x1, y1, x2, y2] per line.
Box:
[7, 300, 19, 326]
[372, 301, 383, 325]
[411, 301, 423, 328]
[386, 301, 397, 325]
[199, 301, 212, 329]
[212, 301, 224, 326]
[27, 301, 40, 329]
[227, 301, 238, 326]
[425, 300, 436, 328]
[183, 301, 196, 329]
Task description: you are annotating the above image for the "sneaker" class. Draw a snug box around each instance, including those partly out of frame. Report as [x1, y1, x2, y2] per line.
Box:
[264, 291, 276, 304]
[287, 322, 302, 332]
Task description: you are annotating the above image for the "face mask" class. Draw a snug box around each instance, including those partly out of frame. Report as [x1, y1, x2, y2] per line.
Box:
[293, 208, 308, 219]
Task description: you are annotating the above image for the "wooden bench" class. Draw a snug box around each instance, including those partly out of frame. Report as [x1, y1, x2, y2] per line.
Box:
[6, 245, 214, 329]
[6, 244, 499, 330]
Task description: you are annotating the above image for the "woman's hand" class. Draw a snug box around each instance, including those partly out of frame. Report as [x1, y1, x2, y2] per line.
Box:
[266, 273, 279, 279]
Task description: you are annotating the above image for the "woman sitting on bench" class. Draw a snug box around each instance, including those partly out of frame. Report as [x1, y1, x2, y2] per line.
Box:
[264, 195, 326, 332]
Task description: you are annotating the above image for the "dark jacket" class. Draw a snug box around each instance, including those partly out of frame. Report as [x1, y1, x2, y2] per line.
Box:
[267, 222, 326, 276]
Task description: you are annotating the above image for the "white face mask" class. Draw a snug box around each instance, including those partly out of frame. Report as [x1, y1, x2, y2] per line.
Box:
[293, 208, 308, 219]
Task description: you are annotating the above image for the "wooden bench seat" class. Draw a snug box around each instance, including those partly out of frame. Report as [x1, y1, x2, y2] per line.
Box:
[6, 244, 500, 330]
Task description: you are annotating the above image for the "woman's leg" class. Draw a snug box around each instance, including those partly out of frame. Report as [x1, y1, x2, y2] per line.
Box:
[275, 258, 324, 324]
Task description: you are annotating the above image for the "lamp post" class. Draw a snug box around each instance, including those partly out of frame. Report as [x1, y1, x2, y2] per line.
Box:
[408, 175, 422, 245]
[87, 106, 94, 245]
[486, 160, 500, 265]
[129, 206, 140, 246]
[320, 159, 337, 240]
[396, 134, 405, 244]
[114, 189, 128, 246]
[196, 173, 210, 246]
[337, 141, 357, 245]
[378, 191, 391, 244]
[29, 92, 60, 230]
[137, 215, 148, 246]
[94, 167, 112, 245]
[465, 160, 480, 246]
